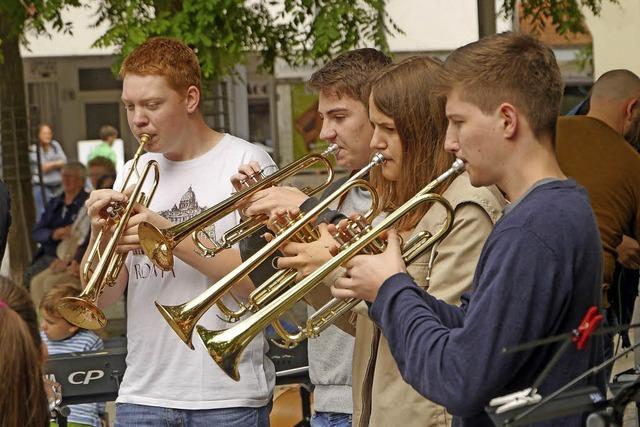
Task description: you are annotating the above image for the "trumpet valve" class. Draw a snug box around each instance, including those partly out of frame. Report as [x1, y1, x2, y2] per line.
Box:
[98, 200, 125, 221]
[271, 211, 317, 243]
[239, 170, 267, 188]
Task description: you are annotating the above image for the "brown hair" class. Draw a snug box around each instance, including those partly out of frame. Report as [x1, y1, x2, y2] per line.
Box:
[87, 156, 116, 176]
[439, 32, 563, 141]
[120, 37, 202, 96]
[40, 283, 81, 320]
[0, 276, 41, 348]
[99, 124, 118, 141]
[308, 48, 392, 107]
[369, 56, 455, 231]
[63, 160, 87, 180]
[0, 277, 49, 427]
[38, 123, 53, 133]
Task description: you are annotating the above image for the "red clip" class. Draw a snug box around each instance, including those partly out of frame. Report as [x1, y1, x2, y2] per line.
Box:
[572, 306, 603, 350]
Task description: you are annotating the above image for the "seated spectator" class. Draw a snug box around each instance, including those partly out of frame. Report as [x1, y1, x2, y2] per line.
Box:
[30, 123, 67, 220]
[87, 156, 117, 191]
[30, 157, 116, 307]
[40, 283, 105, 427]
[87, 125, 118, 166]
[24, 162, 89, 289]
[0, 276, 49, 426]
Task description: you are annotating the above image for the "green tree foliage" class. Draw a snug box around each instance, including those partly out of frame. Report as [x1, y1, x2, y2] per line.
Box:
[91, 0, 398, 79]
[502, 0, 619, 35]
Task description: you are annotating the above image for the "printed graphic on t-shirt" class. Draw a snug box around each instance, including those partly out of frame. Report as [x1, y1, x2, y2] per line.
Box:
[131, 186, 217, 280]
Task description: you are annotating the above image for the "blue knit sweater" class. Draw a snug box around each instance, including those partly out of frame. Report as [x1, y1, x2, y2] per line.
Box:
[370, 179, 605, 427]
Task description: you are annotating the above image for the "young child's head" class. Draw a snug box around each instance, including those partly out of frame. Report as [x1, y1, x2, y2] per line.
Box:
[40, 283, 82, 341]
[99, 124, 118, 144]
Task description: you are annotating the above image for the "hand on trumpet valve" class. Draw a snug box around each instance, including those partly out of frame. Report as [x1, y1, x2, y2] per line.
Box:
[86, 188, 129, 234]
[230, 161, 265, 192]
[329, 214, 374, 247]
[275, 223, 339, 280]
[231, 162, 310, 220]
[331, 228, 406, 303]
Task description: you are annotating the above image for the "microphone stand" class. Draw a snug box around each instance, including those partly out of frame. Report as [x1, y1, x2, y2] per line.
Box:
[489, 307, 640, 426]
[508, 341, 640, 425]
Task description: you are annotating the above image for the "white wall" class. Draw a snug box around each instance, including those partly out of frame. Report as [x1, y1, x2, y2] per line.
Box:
[21, 5, 115, 58]
[583, 0, 640, 78]
[23, 55, 129, 161]
[386, 0, 479, 52]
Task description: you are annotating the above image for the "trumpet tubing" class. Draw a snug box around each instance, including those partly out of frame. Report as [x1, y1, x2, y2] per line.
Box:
[154, 153, 385, 349]
[58, 135, 159, 329]
[198, 159, 464, 381]
[304, 229, 435, 339]
[139, 144, 339, 272]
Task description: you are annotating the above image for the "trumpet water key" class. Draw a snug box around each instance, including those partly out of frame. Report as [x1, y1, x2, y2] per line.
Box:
[197, 159, 465, 381]
[154, 153, 385, 349]
[58, 134, 160, 329]
[138, 144, 339, 271]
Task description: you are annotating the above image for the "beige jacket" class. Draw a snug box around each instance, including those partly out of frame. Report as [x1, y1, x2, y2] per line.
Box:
[349, 173, 504, 427]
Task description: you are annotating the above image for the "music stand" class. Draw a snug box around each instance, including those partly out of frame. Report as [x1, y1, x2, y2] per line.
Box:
[486, 308, 640, 426]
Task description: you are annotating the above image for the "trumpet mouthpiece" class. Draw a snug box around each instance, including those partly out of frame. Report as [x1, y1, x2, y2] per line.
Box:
[452, 158, 465, 172]
[324, 144, 340, 156]
[371, 152, 385, 165]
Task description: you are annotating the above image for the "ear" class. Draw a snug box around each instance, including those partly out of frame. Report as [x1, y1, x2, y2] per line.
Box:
[498, 103, 518, 139]
[185, 85, 200, 113]
[625, 98, 638, 121]
[69, 324, 80, 335]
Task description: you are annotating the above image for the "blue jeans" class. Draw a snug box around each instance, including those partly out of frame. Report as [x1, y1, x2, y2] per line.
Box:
[310, 411, 352, 427]
[115, 403, 271, 427]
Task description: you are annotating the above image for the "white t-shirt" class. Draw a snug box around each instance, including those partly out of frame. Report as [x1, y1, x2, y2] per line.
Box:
[114, 134, 276, 409]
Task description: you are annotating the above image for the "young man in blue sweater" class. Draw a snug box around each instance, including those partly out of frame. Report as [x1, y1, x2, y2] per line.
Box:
[331, 33, 605, 426]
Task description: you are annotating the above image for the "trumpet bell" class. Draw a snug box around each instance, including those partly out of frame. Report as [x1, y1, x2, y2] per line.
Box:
[139, 222, 174, 271]
[57, 297, 107, 330]
[196, 325, 241, 381]
[155, 301, 195, 349]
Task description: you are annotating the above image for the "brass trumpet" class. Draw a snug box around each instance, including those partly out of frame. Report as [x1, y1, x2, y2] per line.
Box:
[138, 144, 339, 272]
[197, 159, 464, 380]
[154, 153, 385, 349]
[298, 228, 438, 344]
[57, 134, 160, 329]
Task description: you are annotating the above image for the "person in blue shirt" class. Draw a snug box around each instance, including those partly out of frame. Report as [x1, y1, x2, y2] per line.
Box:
[24, 162, 89, 289]
[330, 32, 605, 426]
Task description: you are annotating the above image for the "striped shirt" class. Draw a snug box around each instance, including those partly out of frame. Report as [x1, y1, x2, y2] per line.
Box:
[41, 330, 104, 427]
